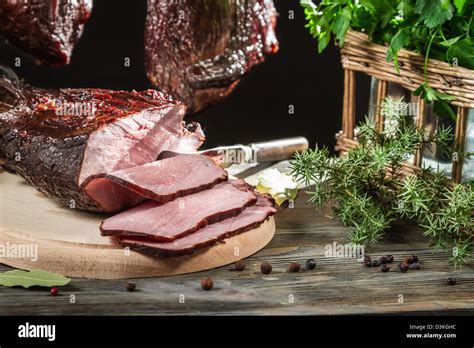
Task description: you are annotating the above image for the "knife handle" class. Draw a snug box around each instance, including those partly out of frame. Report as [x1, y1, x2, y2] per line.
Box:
[251, 137, 309, 162]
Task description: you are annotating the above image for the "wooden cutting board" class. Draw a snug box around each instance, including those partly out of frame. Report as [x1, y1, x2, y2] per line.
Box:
[0, 171, 275, 279]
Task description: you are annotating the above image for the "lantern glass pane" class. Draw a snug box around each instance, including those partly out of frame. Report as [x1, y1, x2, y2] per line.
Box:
[367, 78, 414, 120]
[367, 77, 378, 119]
[462, 109, 474, 182]
[421, 103, 456, 178]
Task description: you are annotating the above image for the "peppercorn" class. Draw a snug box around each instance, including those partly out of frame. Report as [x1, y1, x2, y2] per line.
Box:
[125, 282, 136, 292]
[409, 262, 421, 270]
[447, 278, 457, 286]
[50, 287, 59, 297]
[201, 277, 214, 291]
[363, 255, 372, 267]
[288, 262, 301, 273]
[379, 256, 388, 264]
[386, 255, 394, 263]
[405, 255, 419, 264]
[381, 264, 390, 273]
[235, 260, 246, 271]
[371, 259, 381, 267]
[398, 262, 409, 273]
[306, 259, 317, 270]
[260, 261, 272, 275]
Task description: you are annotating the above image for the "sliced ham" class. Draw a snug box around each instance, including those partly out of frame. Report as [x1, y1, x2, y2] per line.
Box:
[85, 155, 227, 209]
[119, 193, 276, 256]
[100, 180, 257, 242]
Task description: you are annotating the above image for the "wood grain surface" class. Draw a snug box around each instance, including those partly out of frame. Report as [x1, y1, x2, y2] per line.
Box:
[1, 188, 473, 315]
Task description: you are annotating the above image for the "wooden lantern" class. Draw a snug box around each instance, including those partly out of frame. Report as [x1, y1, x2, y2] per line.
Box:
[336, 30, 473, 183]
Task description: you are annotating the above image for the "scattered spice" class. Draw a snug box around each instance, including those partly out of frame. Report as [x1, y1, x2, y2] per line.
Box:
[381, 264, 390, 273]
[235, 260, 246, 271]
[364, 255, 372, 267]
[201, 277, 214, 291]
[386, 255, 394, 263]
[398, 262, 409, 273]
[404, 255, 420, 265]
[447, 278, 457, 286]
[371, 259, 381, 267]
[409, 262, 421, 270]
[260, 261, 272, 275]
[50, 287, 59, 297]
[306, 259, 317, 270]
[379, 256, 388, 264]
[125, 282, 136, 292]
[288, 262, 301, 273]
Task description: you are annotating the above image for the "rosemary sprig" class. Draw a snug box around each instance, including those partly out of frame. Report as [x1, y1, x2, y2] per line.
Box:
[290, 97, 473, 266]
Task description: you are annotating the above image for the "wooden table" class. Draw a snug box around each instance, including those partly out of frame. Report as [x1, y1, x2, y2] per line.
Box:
[1, 188, 473, 315]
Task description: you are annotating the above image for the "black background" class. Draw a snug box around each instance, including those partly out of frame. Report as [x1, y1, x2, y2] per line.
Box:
[0, 0, 370, 151]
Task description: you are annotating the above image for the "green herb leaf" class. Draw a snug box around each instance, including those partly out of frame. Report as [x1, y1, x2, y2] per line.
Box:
[397, 0, 415, 18]
[300, 0, 316, 11]
[387, 28, 411, 72]
[447, 38, 474, 69]
[413, 83, 454, 102]
[415, 0, 454, 29]
[0, 269, 71, 288]
[438, 35, 462, 47]
[433, 100, 457, 120]
[318, 31, 331, 53]
[333, 6, 352, 45]
[454, 0, 473, 14]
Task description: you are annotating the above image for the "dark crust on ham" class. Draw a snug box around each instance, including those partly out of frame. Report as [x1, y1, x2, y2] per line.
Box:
[99, 180, 258, 242]
[119, 192, 277, 257]
[0, 0, 93, 66]
[2, 131, 94, 209]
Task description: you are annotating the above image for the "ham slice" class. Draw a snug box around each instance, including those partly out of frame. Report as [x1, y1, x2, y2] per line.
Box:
[100, 180, 257, 242]
[85, 155, 227, 210]
[119, 194, 276, 256]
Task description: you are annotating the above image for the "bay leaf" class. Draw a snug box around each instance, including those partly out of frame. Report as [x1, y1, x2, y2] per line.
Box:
[0, 269, 71, 288]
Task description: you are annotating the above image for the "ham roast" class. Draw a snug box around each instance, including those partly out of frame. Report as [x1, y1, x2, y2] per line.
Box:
[0, 0, 93, 65]
[145, 0, 279, 113]
[0, 76, 204, 212]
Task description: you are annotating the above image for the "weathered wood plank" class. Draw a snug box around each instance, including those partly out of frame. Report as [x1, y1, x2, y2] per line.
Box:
[1, 193, 472, 315]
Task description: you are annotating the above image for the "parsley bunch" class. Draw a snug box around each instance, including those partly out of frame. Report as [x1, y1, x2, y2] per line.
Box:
[290, 97, 474, 266]
[301, 0, 474, 120]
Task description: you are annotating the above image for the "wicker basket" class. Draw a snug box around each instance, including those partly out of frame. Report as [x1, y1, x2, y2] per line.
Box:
[336, 30, 474, 183]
